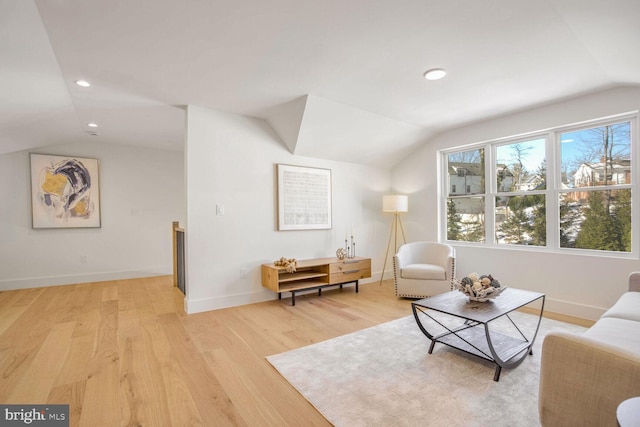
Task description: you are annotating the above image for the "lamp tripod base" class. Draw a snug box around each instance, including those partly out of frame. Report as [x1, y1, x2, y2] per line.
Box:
[379, 213, 406, 286]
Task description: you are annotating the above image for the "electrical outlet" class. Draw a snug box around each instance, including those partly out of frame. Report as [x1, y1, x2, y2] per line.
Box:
[80, 255, 88, 264]
[240, 267, 248, 278]
[216, 204, 225, 215]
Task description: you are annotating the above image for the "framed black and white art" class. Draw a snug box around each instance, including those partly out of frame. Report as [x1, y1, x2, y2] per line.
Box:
[277, 164, 332, 231]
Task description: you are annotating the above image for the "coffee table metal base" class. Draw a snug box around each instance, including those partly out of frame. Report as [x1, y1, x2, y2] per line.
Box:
[412, 289, 545, 381]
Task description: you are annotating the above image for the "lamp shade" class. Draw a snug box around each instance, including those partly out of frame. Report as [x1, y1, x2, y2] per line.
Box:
[382, 194, 408, 213]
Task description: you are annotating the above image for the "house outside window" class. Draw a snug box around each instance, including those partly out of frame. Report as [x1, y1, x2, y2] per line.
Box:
[446, 149, 485, 242]
[442, 116, 635, 255]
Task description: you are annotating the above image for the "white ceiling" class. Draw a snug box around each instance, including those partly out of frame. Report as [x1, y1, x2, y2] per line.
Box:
[2, 0, 639, 167]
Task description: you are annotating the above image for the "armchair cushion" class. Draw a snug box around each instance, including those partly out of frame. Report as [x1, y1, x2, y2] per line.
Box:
[402, 264, 446, 280]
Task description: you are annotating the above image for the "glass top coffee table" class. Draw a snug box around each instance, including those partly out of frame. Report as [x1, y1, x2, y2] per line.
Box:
[411, 288, 545, 381]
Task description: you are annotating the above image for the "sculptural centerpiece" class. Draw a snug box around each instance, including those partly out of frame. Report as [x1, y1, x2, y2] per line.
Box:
[453, 273, 506, 302]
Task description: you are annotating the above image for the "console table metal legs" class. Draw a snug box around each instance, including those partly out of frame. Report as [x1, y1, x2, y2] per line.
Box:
[279, 280, 360, 306]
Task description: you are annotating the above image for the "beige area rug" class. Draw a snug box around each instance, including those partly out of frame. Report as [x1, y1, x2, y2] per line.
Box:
[267, 311, 586, 427]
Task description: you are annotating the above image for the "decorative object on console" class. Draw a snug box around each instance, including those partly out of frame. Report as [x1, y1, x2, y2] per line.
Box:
[336, 248, 346, 260]
[380, 194, 408, 285]
[274, 257, 298, 273]
[453, 272, 505, 302]
[344, 228, 356, 258]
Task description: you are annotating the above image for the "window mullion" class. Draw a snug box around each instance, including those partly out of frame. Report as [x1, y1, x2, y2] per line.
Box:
[631, 117, 639, 257]
[546, 132, 559, 249]
[486, 144, 495, 245]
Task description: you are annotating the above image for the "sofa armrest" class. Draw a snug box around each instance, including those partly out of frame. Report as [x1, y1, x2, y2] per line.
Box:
[539, 332, 640, 427]
[628, 272, 640, 292]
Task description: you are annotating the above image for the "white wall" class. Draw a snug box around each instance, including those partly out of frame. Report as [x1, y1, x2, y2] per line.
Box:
[0, 141, 185, 289]
[184, 105, 391, 313]
[392, 86, 640, 321]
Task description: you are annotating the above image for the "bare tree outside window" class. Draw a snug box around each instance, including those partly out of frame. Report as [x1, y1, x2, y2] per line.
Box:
[494, 138, 546, 246]
[560, 121, 631, 252]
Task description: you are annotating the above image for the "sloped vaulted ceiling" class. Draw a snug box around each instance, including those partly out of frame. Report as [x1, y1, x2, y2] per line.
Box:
[265, 95, 432, 167]
[2, 0, 640, 168]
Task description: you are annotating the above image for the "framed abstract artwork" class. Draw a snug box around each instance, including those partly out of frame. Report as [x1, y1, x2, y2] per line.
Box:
[277, 164, 332, 230]
[30, 153, 101, 228]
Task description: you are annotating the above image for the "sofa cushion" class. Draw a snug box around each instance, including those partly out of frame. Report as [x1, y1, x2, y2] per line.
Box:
[583, 317, 640, 353]
[601, 292, 640, 322]
[401, 264, 445, 280]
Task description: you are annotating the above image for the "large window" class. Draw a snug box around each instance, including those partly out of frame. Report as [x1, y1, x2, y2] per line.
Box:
[443, 116, 635, 255]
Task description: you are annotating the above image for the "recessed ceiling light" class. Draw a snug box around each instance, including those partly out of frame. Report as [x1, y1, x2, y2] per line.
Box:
[87, 122, 98, 128]
[75, 80, 91, 87]
[423, 68, 447, 80]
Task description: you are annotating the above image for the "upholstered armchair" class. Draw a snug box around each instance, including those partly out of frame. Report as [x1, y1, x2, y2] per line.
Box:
[392, 242, 456, 298]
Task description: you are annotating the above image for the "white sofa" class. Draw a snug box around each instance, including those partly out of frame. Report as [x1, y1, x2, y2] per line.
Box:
[392, 242, 455, 298]
[538, 272, 640, 426]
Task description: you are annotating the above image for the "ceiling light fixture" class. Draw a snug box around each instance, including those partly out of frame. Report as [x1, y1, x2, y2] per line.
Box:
[87, 122, 98, 128]
[74, 80, 91, 87]
[423, 68, 447, 80]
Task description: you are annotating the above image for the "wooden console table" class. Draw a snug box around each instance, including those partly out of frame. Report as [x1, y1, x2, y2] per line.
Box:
[261, 256, 371, 305]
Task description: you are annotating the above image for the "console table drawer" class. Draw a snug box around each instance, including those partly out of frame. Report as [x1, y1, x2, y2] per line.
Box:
[329, 259, 371, 284]
[330, 268, 371, 284]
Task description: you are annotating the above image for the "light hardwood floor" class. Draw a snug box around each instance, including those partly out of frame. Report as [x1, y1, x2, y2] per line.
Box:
[0, 276, 415, 426]
[0, 277, 593, 426]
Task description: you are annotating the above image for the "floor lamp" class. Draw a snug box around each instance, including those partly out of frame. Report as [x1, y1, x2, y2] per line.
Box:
[380, 194, 408, 285]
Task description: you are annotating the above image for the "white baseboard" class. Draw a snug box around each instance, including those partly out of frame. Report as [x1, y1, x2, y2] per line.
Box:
[0, 267, 171, 291]
[185, 289, 275, 314]
[543, 298, 605, 322]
